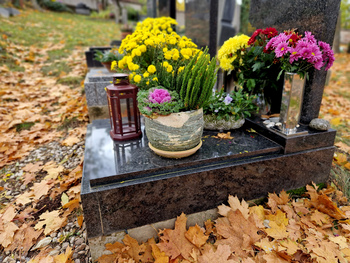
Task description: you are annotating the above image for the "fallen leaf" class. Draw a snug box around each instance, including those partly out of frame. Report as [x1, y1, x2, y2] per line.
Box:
[185, 224, 208, 248]
[0, 221, 19, 248]
[34, 210, 67, 235]
[198, 244, 235, 263]
[61, 192, 69, 206]
[157, 213, 198, 261]
[53, 246, 73, 263]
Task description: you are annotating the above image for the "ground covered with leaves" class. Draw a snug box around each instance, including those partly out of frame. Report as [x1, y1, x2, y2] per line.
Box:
[97, 184, 350, 263]
[0, 7, 350, 263]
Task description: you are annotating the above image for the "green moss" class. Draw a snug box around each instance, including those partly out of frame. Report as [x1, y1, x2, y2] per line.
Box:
[15, 122, 35, 132]
[57, 76, 83, 86]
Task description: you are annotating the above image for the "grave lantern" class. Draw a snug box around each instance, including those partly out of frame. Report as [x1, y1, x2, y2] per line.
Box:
[106, 74, 142, 141]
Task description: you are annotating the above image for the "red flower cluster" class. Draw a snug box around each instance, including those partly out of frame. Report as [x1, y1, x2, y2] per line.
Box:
[284, 30, 302, 47]
[248, 27, 278, 46]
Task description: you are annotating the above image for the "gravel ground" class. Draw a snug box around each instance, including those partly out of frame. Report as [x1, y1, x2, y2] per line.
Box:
[0, 140, 92, 263]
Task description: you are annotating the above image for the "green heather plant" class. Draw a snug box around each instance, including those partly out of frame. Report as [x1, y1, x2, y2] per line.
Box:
[175, 49, 218, 111]
[94, 48, 123, 63]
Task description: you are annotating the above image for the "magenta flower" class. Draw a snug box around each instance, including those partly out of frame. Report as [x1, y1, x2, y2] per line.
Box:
[319, 41, 335, 70]
[304, 31, 317, 43]
[275, 42, 289, 57]
[148, 88, 172, 104]
[307, 44, 322, 64]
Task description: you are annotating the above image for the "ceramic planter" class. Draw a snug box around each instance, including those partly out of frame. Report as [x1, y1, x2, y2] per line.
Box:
[144, 108, 204, 158]
[204, 114, 245, 131]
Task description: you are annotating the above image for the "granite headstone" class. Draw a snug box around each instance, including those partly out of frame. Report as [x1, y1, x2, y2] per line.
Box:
[249, 0, 341, 124]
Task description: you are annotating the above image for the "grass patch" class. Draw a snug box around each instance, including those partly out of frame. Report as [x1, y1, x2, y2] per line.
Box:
[47, 49, 70, 62]
[0, 10, 120, 49]
[41, 61, 71, 77]
[57, 76, 83, 86]
[15, 122, 35, 132]
[57, 117, 81, 131]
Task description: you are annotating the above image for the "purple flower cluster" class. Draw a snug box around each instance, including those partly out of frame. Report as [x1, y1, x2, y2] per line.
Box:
[266, 31, 334, 71]
[148, 88, 172, 104]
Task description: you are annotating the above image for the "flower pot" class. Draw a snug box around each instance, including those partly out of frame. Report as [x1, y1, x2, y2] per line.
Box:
[121, 31, 132, 40]
[204, 114, 245, 131]
[144, 108, 204, 158]
[279, 72, 306, 135]
[101, 62, 115, 73]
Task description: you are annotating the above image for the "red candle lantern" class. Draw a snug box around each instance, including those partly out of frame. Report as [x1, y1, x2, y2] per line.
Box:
[106, 74, 142, 141]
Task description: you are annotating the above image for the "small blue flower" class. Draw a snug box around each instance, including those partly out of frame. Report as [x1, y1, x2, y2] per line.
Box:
[224, 94, 233, 105]
[214, 109, 219, 113]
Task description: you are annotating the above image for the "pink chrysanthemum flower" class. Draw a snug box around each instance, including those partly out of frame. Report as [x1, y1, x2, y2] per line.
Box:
[275, 42, 289, 57]
[148, 89, 172, 104]
[304, 31, 317, 43]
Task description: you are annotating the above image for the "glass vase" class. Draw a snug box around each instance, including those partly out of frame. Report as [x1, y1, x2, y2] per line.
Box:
[255, 92, 271, 116]
[279, 72, 306, 135]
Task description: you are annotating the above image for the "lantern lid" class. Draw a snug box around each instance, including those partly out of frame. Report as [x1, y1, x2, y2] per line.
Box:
[111, 73, 129, 79]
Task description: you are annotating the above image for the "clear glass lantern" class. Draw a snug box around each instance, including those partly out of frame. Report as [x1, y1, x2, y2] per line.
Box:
[106, 74, 142, 141]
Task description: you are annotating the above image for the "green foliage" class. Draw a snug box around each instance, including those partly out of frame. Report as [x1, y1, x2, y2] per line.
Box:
[176, 49, 218, 111]
[39, 0, 73, 13]
[204, 88, 258, 121]
[15, 122, 35, 132]
[137, 87, 183, 117]
[126, 6, 139, 21]
[237, 45, 281, 95]
[341, 0, 350, 29]
[94, 49, 123, 62]
[240, 0, 251, 34]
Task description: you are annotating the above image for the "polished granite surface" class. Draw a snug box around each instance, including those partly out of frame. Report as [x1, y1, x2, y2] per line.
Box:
[84, 119, 282, 187]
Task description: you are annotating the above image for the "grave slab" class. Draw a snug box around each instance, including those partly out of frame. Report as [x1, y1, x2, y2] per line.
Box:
[84, 68, 115, 121]
[81, 119, 334, 240]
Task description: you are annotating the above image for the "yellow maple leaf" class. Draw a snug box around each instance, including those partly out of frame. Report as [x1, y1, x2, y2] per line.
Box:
[43, 162, 64, 180]
[330, 117, 341, 126]
[61, 136, 80, 147]
[151, 244, 169, 263]
[54, 246, 73, 263]
[185, 224, 208, 248]
[255, 237, 277, 253]
[34, 210, 67, 235]
[266, 210, 288, 227]
[265, 221, 289, 240]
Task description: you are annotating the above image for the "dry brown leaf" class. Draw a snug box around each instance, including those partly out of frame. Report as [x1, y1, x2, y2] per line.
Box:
[185, 224, 208, 248]
[198, 244, 235, 263]
[215, 210, 261, 257]
[34, 210, 67, 235]
[53, 246, 73, 263]
[335, 142, 350, 154]
[157, 213, 198, 261]
[32, 180, 52, 200]
[0, 221, 19, 248]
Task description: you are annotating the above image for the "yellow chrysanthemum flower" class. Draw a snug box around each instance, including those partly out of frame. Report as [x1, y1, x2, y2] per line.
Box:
[147, 65, 156, 74]
[134, 75, 142, 83]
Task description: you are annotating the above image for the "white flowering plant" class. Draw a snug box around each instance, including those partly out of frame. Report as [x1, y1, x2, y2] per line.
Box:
[203, 88, 258, 121]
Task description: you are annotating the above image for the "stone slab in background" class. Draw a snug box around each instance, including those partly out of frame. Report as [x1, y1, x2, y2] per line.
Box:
[6, 7, 20, 16]
[84, 68, 115, 121]
[0, 7, 10, 18]
[249, 0, 341, 124]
